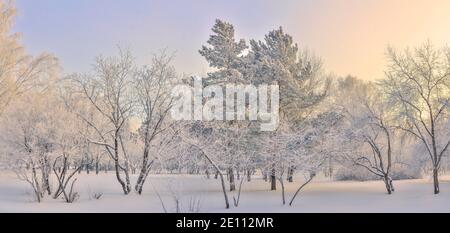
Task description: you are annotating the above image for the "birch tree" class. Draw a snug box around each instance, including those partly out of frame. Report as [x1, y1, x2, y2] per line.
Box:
[134, 50, 177, 194]
[1, 82, 78, 202]
[74, 49, 135, 195]
[0, 0, 56, 115]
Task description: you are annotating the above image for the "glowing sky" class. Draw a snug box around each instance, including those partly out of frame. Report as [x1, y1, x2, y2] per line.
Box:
[14, 0, 450, 80]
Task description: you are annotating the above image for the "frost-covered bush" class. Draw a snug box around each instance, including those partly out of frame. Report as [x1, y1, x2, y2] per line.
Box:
[390, 164, 422, 180]
[334, 166, 377, 181]
[335, 163, 421, 181]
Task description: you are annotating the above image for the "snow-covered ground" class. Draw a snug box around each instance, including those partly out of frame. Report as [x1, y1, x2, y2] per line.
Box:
[1, 172, 450, 213]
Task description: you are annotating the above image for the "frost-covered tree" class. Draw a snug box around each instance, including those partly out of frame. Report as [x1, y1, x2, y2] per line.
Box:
[246, 27, 330, 190]
[179, 119, 259, 209]
[381, 42, 450, 194]
[335, 77, 397, 194]
[0, 79, 86, 202]
[199, 19, 248, 85]
[180, 121, 230, 209]
[50, 98, 86, 203]
[0, 0, 56, 115]
[199, 20, 330, 192]
[73, 49, 135, 195]
[246, 27, 329, 122]
[199, 19, 260, 191]
[134, 50, 177, 194]
[255, 111, 341, 205]
[1, 92, 57, 201]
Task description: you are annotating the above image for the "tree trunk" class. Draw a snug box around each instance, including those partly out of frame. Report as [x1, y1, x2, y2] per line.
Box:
[214, 170, 219, 179]
[389, 178, 395, 192]
[205, 169, 210, 179]
[229, 168, 236, 191]
[135, 154, 154, 194]
[278, 177, 285, 205]
[433, 168, 440, 194]
[124, 167, 131, 194]
[135, 167, 147, 194]
[270, 167, 276, 191]
[287, 166, 294, 183]
[41, 156, 51, 195]
[31, 162, 42, 202]
[112, 136, 129, 195]
[218, 171, 230, 209]
[327, 157, 333, 178]
[197, 149, 229, 209]
[384, 176, 393, 195]
[233, 178, 245, 207]
[289, 174, 315, 206]
[114, 158, 129, 195]
[95, 160, 99, 175]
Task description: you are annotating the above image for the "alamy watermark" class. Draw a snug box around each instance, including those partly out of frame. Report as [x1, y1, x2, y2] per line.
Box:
[171, 76, 279, 131]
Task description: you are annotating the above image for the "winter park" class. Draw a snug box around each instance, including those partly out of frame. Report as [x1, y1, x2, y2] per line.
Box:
[1, 0, 450, 214]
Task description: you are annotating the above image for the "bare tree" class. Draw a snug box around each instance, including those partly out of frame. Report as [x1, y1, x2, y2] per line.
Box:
[289, 172, 315, 206]
[285, 112, 340, 206]
[382, 42, 450, 194]
[2, 78, 78, 201]
[134, 50, 176, 194]
[180, 122, 232, 209]
[233, 177, 245, 207]
[337, 77, 396, 194]
[52, 155, 83, 203]
[2, 94, 53, 200]
[73, 49, 135, 195]
[14, 158, 44, 202]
